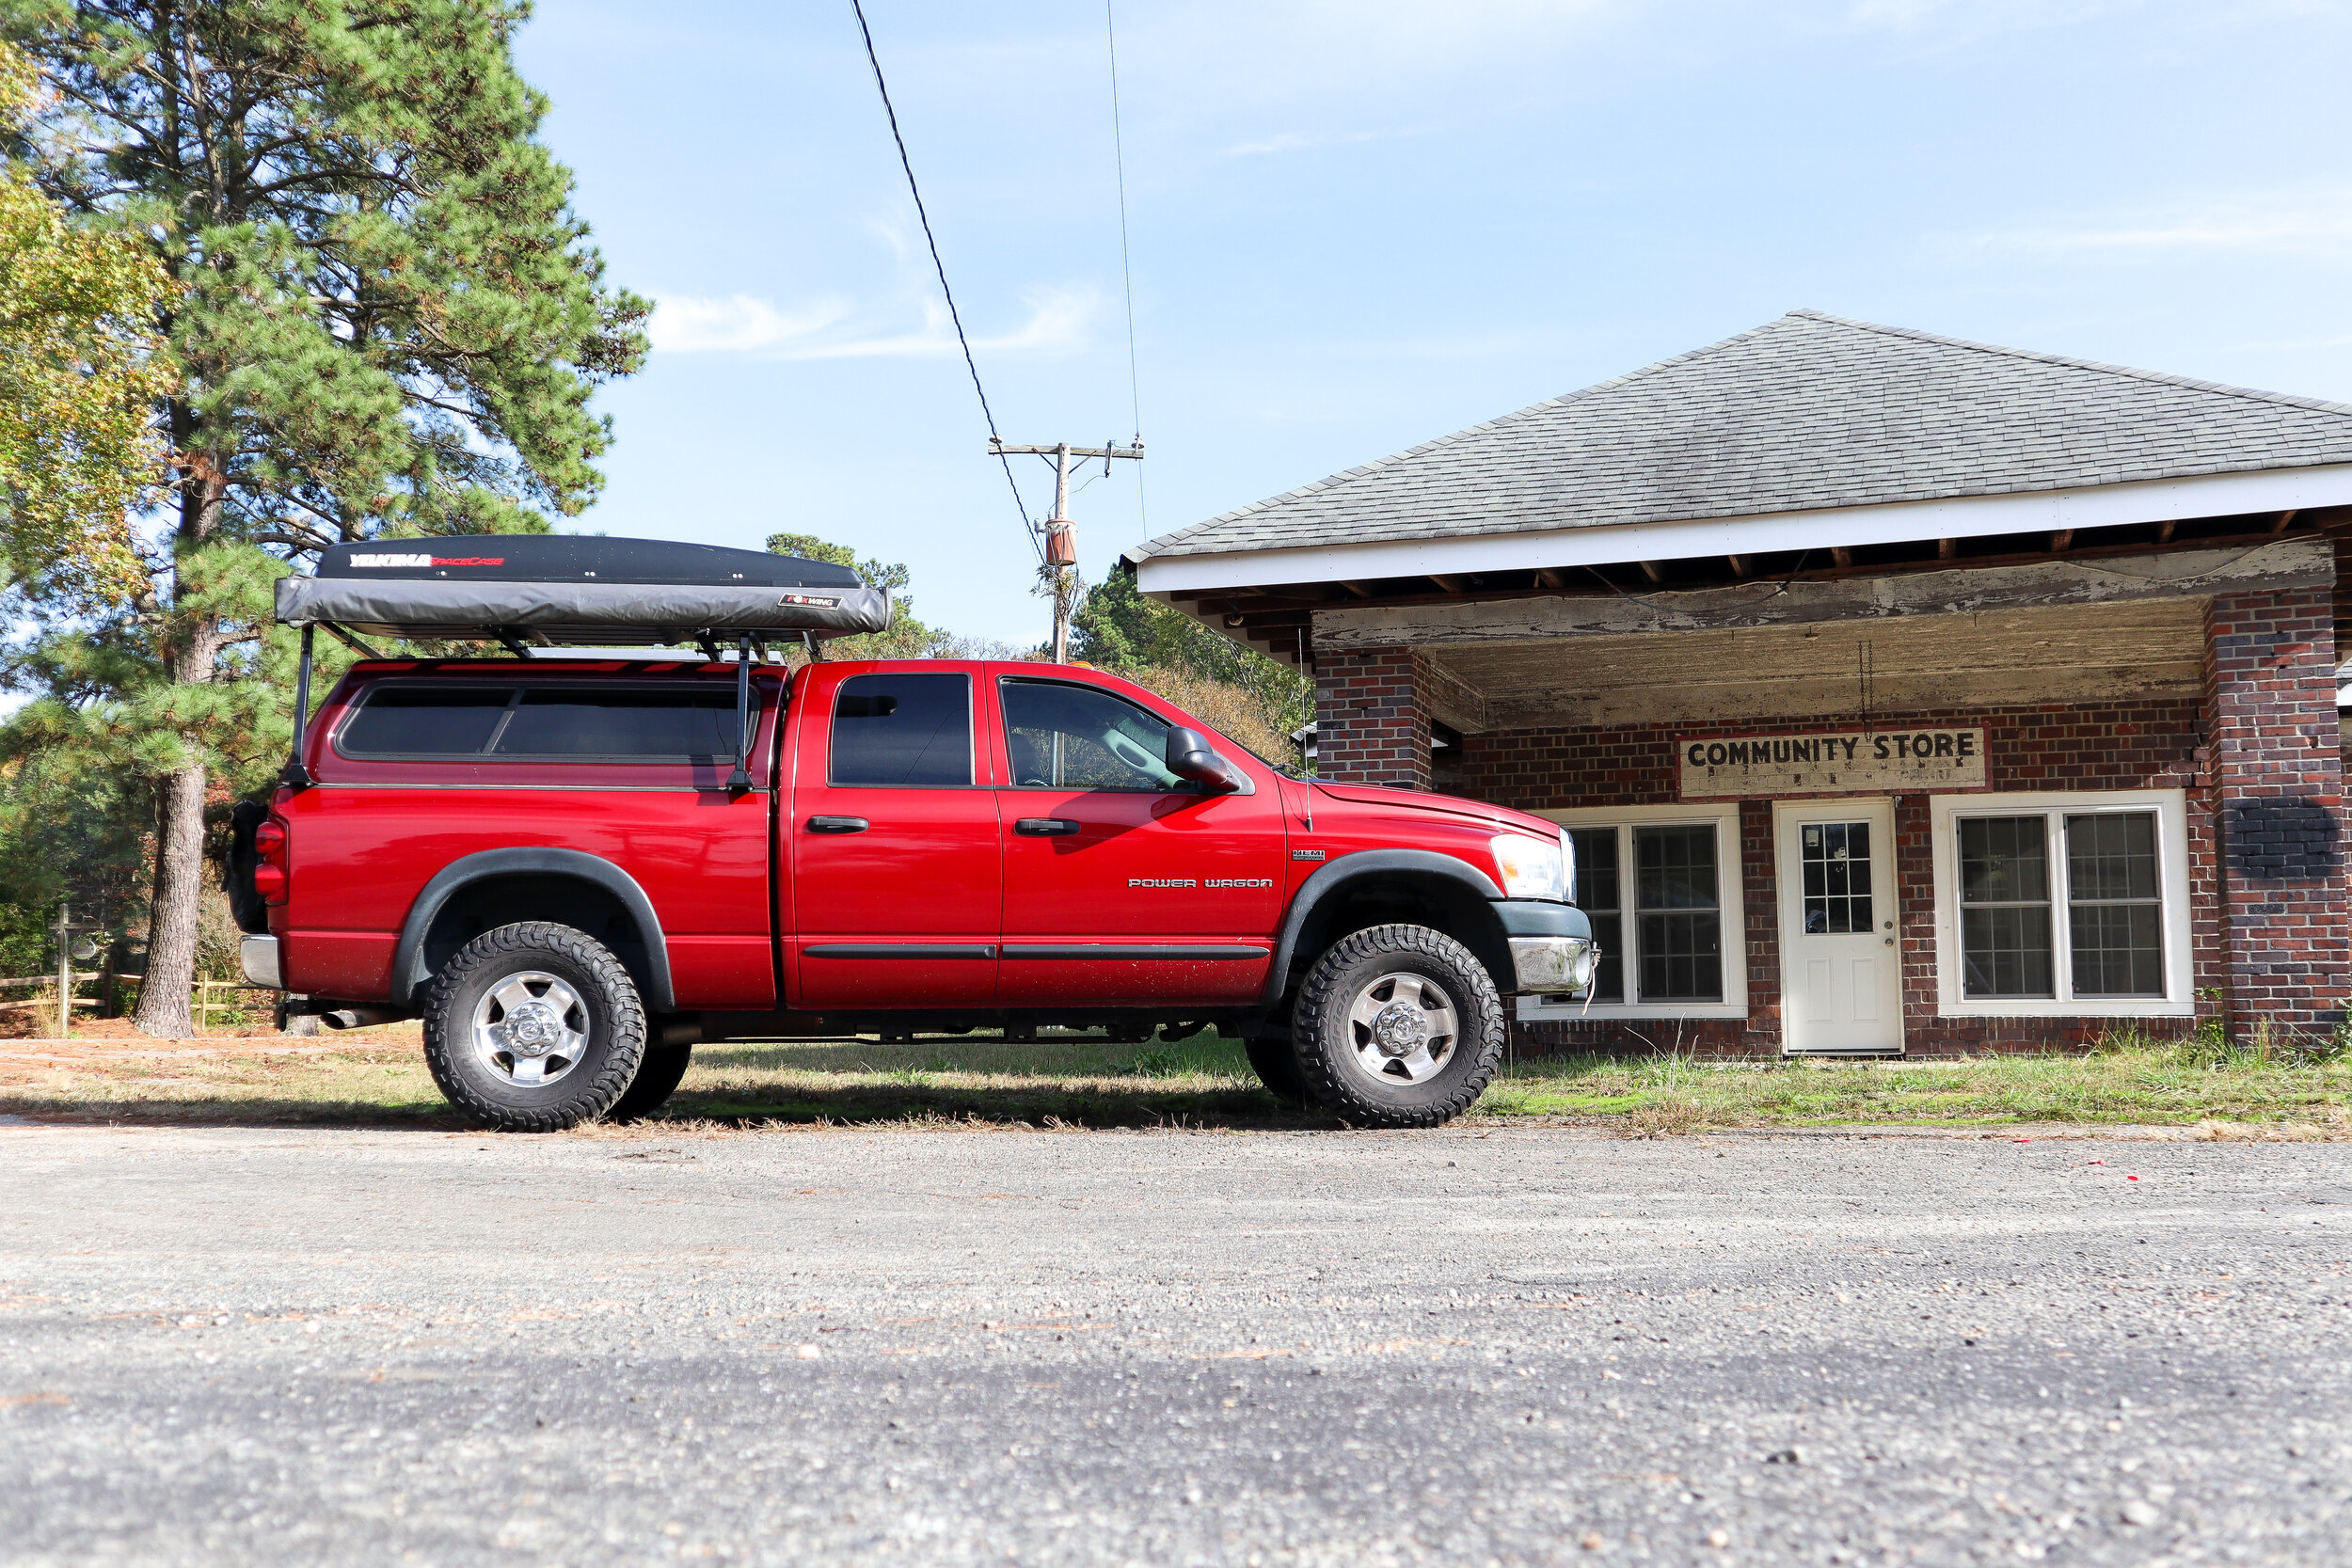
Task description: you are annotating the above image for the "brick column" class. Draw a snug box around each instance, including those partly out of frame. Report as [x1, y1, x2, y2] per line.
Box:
[1313, 644, 1433, 788]
[2203, 587, 2350, 1035]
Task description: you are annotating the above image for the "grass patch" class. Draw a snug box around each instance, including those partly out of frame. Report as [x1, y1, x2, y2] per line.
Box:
[3, 1024, 2346, 1134]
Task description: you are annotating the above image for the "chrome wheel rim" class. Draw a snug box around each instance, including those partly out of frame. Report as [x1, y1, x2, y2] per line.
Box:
[1344, 971, 1457, 1085]
[471, 971, 591, 1087]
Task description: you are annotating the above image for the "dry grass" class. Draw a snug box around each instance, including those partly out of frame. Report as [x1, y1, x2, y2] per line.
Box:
[3, 1027, 2348, 1135]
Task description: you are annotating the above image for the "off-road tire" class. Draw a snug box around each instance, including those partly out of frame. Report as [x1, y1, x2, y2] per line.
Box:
[608, 1042, 691, 1122]
[421, 922, 646, 1132]
[1244, 1034, 1309, 1106]
[1292, 924, 1504, 1128]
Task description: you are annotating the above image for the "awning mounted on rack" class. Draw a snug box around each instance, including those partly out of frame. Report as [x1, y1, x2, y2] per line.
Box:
[274, 534, 892, 646]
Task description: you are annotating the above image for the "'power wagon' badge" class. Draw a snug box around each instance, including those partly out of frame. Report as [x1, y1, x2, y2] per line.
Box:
[1129, 878, 1275, 889]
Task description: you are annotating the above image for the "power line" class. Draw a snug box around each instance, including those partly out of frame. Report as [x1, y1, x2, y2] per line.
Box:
[1104, 0, 1146, 533]
[849, 0, 1041, 564]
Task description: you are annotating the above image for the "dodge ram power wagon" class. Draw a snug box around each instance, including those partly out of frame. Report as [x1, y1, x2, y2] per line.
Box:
[230, 536, 1595, 1132]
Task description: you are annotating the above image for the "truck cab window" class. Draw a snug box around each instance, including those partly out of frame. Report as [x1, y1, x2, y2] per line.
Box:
[830, 673, 973, 786]
[1000, 678, 1183, 792]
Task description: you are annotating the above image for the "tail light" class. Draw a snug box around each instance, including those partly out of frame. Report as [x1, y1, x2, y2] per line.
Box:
[253, 819, 288, 903]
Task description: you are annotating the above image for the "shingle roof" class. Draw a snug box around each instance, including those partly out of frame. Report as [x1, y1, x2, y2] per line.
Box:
[1127, 310, 2352, 563]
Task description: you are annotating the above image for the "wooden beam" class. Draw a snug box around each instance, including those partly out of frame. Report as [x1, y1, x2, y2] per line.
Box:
[1638, 561, 1663, 583]
[1533, 568, 1564, 589]
[1426, 573, 1463, 593]
[2050, 530, 2074, 552]
[1339, 580, 1373, 598]
[1938, 539, 1956, 560]
[2156, 519, 2177, 545]
[1830, 546, 1851, 568]
[2271, 508, 2299, 536]
[1308, 537, 2334, 650]
[1727, 555, 1751, 578]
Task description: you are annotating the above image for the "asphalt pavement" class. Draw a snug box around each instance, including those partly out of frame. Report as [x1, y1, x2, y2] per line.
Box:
[3, 1119, 2348, 1566]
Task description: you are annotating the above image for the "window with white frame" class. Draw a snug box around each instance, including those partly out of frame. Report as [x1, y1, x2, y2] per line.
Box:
[1524, 805, 1747, 1019]
[1931, 790, 2192, 1016]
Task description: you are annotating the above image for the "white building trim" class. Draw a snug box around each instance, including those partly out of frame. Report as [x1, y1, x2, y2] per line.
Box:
[1136, 462, 2352, 598]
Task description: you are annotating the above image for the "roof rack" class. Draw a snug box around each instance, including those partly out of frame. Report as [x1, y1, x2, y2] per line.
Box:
[276, 534, 888, 795]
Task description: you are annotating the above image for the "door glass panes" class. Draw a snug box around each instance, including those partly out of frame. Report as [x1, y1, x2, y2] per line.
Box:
[1957, 816, 2053, 997]
[1799, 820, 1873, 934]
[1000, 679, 1181, 792]
[2067, 813, 2164, 997]
[1566, 828, 1623, 1004]
[830, 673, 973, 787]
[1634, 825, 1722, 1002]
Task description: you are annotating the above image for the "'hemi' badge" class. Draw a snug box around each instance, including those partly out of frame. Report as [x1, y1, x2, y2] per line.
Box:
[1292, 848, 1327, 862]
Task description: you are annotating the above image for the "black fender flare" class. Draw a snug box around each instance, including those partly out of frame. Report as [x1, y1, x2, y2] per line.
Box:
[1258, 849, 1505, 1010]
[393, 847, 676, 1011]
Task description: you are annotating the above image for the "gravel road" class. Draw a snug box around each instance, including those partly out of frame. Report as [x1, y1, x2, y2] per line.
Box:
[2, 1120, 2348, 1566]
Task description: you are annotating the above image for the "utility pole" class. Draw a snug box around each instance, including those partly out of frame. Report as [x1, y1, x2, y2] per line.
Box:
[991, 437, 1144, 662]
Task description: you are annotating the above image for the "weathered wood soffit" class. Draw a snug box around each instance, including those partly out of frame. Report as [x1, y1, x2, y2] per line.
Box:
[1176, 511, 2352, 669]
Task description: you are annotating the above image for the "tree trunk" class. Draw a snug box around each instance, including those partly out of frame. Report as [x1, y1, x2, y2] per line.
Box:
[132, 458, 230, 1039]
[132, 764, 207, 1037]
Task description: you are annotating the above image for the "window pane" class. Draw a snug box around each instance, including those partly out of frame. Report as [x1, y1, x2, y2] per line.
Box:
[1799, 820, 1874, 935]
[340, 687, 515, 755]
[1637, 911, 1723, 1002]
[1961, 906, 2055, 998]
[1567, 829, 1622, 1002]
[1958, 816, 2047, 903]
[2067, 814, 2159, 902]
[1635, 825, 1719, 911]
[1000, 679, 1181, 792]
[2070, 904, 2164, 997]
[831, 673, 973, 786]
[2067, 813, 2164, 998]
[493, 689, 738, 759]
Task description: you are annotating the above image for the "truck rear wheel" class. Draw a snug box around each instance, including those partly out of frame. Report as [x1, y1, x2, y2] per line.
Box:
[1292, 924, 1503, 1128]
[421, 922, 647, 1132]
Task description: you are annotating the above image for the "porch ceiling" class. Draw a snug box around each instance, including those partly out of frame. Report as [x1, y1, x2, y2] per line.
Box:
[1415, 597, 2206, 733]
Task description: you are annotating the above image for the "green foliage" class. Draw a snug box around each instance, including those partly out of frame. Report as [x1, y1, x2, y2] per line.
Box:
[0, 39, 173, 604]
[1072, 564, 1311, 766]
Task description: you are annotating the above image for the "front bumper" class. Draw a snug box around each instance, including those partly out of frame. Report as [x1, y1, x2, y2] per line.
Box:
[239, 934, 282, 990]
[1494, 900, 1597, 995]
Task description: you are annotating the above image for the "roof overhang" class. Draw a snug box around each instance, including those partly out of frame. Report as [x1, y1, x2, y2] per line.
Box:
[1134, 461, 2352, 597]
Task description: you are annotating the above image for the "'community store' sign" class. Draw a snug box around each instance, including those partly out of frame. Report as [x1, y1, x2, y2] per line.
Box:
[1678, 727, 1988, 800]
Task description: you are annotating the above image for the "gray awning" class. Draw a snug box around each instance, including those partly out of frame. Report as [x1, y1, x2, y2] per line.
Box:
[274, 576, 893, 643]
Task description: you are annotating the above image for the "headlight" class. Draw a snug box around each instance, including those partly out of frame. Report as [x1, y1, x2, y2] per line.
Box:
[1491, 832, 1566, 901]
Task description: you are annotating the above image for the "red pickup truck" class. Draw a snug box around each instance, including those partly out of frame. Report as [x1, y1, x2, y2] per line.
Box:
[231, 537, 1594, 1132]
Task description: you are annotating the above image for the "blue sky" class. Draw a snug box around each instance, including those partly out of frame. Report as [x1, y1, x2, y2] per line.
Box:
[516, 0, 2352, 648]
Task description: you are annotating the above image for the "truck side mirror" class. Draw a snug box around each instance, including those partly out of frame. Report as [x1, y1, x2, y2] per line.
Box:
[1165, 727, 1240, 793]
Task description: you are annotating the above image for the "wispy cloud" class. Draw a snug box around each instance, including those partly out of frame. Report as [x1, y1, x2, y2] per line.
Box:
[650, 288, 1098, 359]
[1220, 129, 1385, 158]
[1968, 189, 2352, 259]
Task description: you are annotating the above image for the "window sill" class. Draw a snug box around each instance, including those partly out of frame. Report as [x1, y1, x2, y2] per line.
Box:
[1937, 999, 2194, 1019]
[1517, 1000, 1748, 1022]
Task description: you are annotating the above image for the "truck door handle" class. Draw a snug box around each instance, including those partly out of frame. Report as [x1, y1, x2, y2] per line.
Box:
[806, 816, 869, 834]
[1015, 817, 1082, 836]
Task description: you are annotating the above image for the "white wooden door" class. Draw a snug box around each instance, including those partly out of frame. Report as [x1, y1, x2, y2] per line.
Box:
[1777, 800, 1903, 1054]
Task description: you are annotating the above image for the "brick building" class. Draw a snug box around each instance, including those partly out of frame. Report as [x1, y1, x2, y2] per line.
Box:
[1126, 311, 2352, 1054]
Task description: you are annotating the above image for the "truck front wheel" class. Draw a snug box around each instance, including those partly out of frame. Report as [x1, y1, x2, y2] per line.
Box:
[421, 922, 647, 1132]
[1292, 924, 1504, 1128]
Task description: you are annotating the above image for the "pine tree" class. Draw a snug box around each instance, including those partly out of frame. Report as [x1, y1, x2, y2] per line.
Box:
[2, 1, 648, 1036]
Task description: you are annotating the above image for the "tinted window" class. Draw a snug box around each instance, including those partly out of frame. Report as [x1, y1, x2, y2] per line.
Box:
[1000, 679, 1181, 791]
[494, 689, 737, 759]
[339, 687, 515, 756]
[830, 673, 972, 786]
[340, 684, 741, 760]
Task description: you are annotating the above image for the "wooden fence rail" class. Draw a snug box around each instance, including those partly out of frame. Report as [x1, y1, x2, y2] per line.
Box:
[0, 974, 281, 1035]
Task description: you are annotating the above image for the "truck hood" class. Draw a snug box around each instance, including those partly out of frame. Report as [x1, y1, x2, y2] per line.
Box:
[1310, 782, 1558, 838]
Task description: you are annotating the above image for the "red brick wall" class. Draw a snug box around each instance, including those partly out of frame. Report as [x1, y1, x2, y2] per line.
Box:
[1463, 697, 2221, 1057]
[1313, 645, 1433, 789]
[2204, 588, 2351, 1034]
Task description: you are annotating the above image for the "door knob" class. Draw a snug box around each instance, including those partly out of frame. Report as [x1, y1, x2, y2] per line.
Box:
[807, 816, 869, 834]
[1015, 817, 1082, 836]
